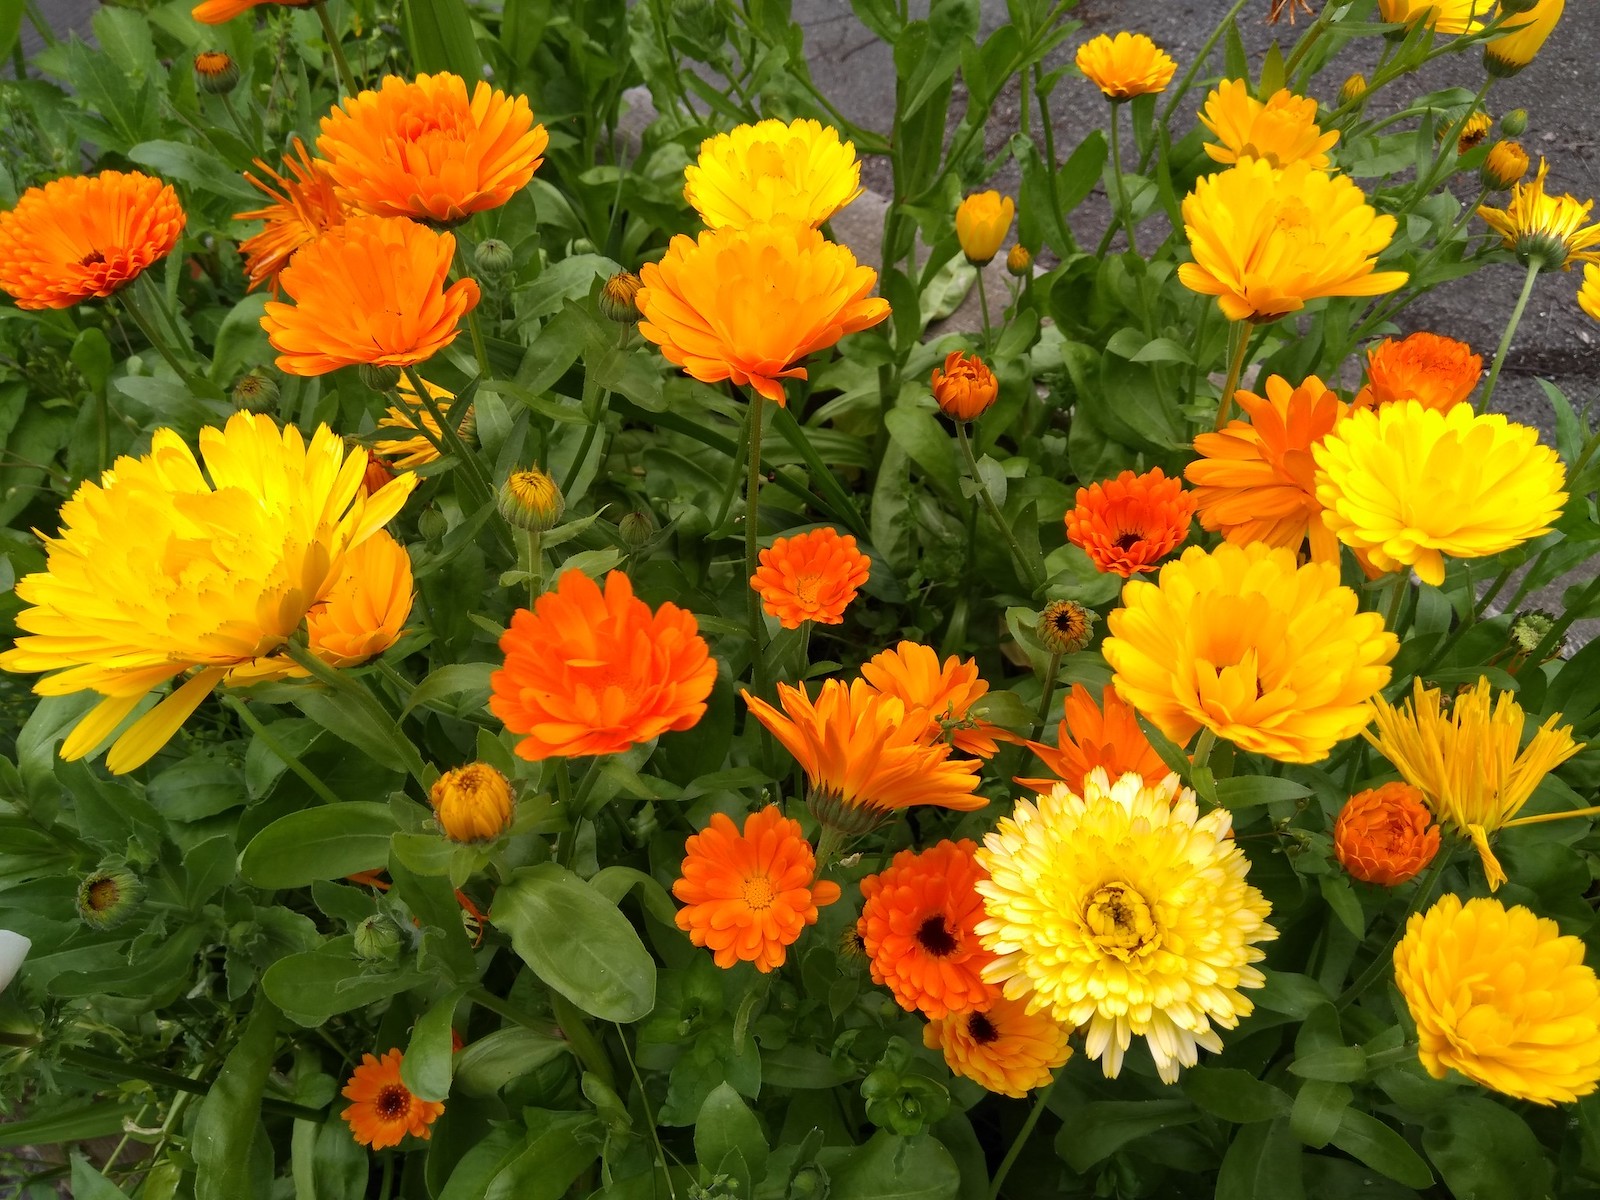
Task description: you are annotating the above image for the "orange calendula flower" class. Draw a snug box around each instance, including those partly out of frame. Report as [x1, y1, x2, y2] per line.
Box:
[1018, 683, 1172, 793]
[1064, 467, 1195, 577]
[430, 762, 515, 843]
[859, 839, 998, 1019]
[1356, 332, 1482, 412]
[924, 995, 1073, 1098]
[490, 569, 716, 761]
[931, 350, 998, 421]
[235, 138, 347, 293]
[1186, 374, 1347, 564]
[673, 805, 841, 972]
[260, 215, 480, 376]
[1074, 32, 1177, 100]
[191, 0, 307, 23]
[1199, 80, 1340, 171]
[636, 223, 889, 406]
[750, 527, 871, 629]
[0, 171, 184, 311]
[859, 640, 1006, 758]
[341, 1049, 444, 1149]
[317, 73, 549, 223]
[1268, 0, 1314, 22]
[304, 530, 413, 667]
[1333, 782, 1441, 886]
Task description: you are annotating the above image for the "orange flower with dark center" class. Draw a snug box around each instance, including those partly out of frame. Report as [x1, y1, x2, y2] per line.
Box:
[1018, 683, 1173, 793]
[491, 569, 716, 761]
[1064, 467, 1194, 576]
[923, 994, 1072, 1098]
[750, 527, 871, 628]
[260, 214, 479, 376]
[191, 0, 309, 24]
[236, 138, 347, 293]
[673, 806, 841, 972]
[1334, 782, 1441, 886]
[341, 1049, 443, 1149]
[858, 839, 998, 1019]
[858, 641, 1006, 758]
[931, 351, 998, 421]
[0, 171, 184, 310]
[1186, 374, 1347, 564]
[1355, 332, 1483, 412]
[317, 73, 549, 223]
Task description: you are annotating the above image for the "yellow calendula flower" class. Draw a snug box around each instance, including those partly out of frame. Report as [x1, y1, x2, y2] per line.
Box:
[955, 191, 1015, 266]
[1482, 139, 1531, 191]
[1395, 894, 1600, 1104]
[683, 118, 862, 230]
[373, 374, 475, 470]
[976, 770, 1277, 1084]
[1312, 400, 1567, 586]
[1484, 0, 1563, 77]
[1376, 0, 1485, 34]
[1179, 159, 1408, 323]
[1478, 158, 1600, 269]
[430, 763, 516, 842]
[1074, 32, 1177, 100]
[1366, 677, 1582, 891]
[1102, 542, 1397, 764]
[1581, 263, 1600, 322]
[1198, 80, 1340, 170]
[0, 413, 416, 773]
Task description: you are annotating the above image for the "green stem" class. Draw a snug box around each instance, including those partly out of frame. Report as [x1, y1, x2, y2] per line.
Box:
[378, 1153, 395, 1200]
[561, 376, 611, 495]
[744, 390, 768, 687]
[1477, 257, 1540, 415]
[1526, 571, 1600, 664]
[955, 421, 1044, 595]
[118, 288, 194, 386]
[1337, 844, 1452, 1009]
[549, 992, 616, 1091]
[976, 264, 995, 353]
[45, 1045, 325, 1121]
[987, 1076, 1058, 1200]
[1108, 101, 1138, 257]
[616, 1024, 679, 1200]
[220, 90, 254, 148]
[1032, 651, 1062, 742]
[467, 988, 560, 1036]
[1384, 572, 1409, 634]
[1212, 321, 1249, 431]
[311, 0, 359, 97]
[453, 243, 494, 380]
[524, 529, 541, 607]
[402, 366, 498, 521]
[226, 694, 344, 806]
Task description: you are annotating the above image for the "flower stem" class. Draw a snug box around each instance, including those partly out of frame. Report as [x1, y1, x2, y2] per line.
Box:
[955, 421, 1044, 595]
[312, 0, 359, 98]
[453, 242, 494, 380]
[744, 389, 768, 687]
[1336, 843, 1452, 1010]
[1032, 651, 1062, 742]
[616, 1024, 679, 1200]
[283, 641, 430, 788]
[1191, 727, 1217, 770]
[1477, 257, 1540, 415]
[1212, 320, 1250, 431]
[987, 1076, 1058, 1200]
[402, 365, 499, 529]
[976, 263, 995, 353]
[225, 694, 344, 806]
[117, 286, 195, 386]
[1383, 571, 1409, 633]
[1108, 101, 1138, 257]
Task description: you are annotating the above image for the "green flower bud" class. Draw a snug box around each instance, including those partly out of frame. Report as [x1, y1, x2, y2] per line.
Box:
[1036, 599, 1096, 655]
[1005, 244, 1032, 277]
[600, 271, 644, 323]
[1500, 108, 1529, 136]
[353, 914, 403, 962]
[474, 238, 514, 277]
[619, 509, 657, 549]
[1510, 609, 1558, 656]
[232, 372, 279, 412]
[358, 364, 402, 393]
[418, 507, 449, 544]
[194, 51, 240, 95]
[1338, 73, 1367, 107]
[75, 867, 144, 931]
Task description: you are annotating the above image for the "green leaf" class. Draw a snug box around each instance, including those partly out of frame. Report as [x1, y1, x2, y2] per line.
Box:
[402, 990, 463, 1103]
[1217, 1120, 1304, 1200]
[824, 1131, 960, 1200]
[0, 1103, 141, 1148]
[1255, 972, 1334, 1018]
[454, 1028, 570, 1098]
[402, 0, 483, 79]
[1290, 1047, 1368, 1083]
[1330, 1110, 1432, 1189]
[0, 0, 23, 66]
[1214, 776, 1310, 810]
[1422, 1097, 1553, 1200]
[129, 141, 261, 201]
[1290, 1081, 1352, 1150]
[193, 998, 281, 1200]
[696, 1083, 769, 1188]
[884, 404, 962, 502]
[1055, 1099, 1200, 1172]
[261, 941, 426, 1025]
[1182, 1068, 1292, 1124]
[239, 803, 399, 889]
[1319, 874, 1366, 937]
[483, 1111, 603, 1200]
[71, 1156, 131, 1200]
[148, 753, 248, 821]
[400, 663, 495, 719]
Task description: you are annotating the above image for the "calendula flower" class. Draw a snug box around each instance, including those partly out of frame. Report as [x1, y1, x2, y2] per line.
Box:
[1102, 542, 1397, 764]
[600, 271, 643, 323]
[1198, 80, 1340, 171]
[498, 468, 565, 532]
[1018, 683, 1171, 794]
[490, 569, 716, 761]
[750, 527, 871, 629]
[341, 1049, 444, 1149]
[318, 73, 548, 223]
[1064, 468, 1195, 577]
[1035, 600, 1095, 655]
[673, 806, 841, 972]
[1334, 782, 1440, 886]
[1366, 678, 1582, 890]
[743, 679, 984, 835]
[1313, 400, 1566, 586]
[373, 374, 475, 470]
[1449, 111, 1494, 153]
[1483, 139, 1531, 191]
[930, 351, 998, 421]
[636, 224, 889, 405]
[1074, 32, 1177, 99]
[1376, 0, 1484, 33]
[1483, 0, 1563, 76]
[858, 840, 998, 1019]
[301, 530, 413, 667]
[192, 0, 307, 21]
[1338, 73, 1368, 105]
[235, 139, 347, 293]
[0, 413, 416, 773]
[75, 867, 144, 931]
[977, 770, 1277, 1083]
[1005, 244, 1032, 276]
[1581, 263, 1600, 322]
[1395, 894, 1600, 1104]
[1179, 159, 1408, 322]
[0, 171, 184, 310]
[1477, 159, 1600, 269]
[858, 641, 1004, 758]
[430, 762, 515, 842]
[194, 51, 239, 93]
[955, 192, 1015, 266]
[1356, 332, 1482, 411]
[261, 215, 480, 375]
[684, 118, 862, 229]
[924, 994, 1073, 1098]
[1186, 373, 1348, 564]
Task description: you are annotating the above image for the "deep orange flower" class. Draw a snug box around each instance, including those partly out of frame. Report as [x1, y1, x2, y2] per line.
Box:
[858, 840, 998, 1019]
[1186, 374, 1347, 564]
[1018, 683, 1173, 793]
[0, 171, 184, 310]
[340, 1049, 443, 1149]
[1064, 468, 1194, 577]
[491, 569, 716, 761]
[191, 0, 308, 24]
[750, 527, 870, 629]
[235, 138, 347, 293]
[673, 806, 841, 972]
[1355, 332, 1482, 412]
[924, 994, 1073, 1098]
[1334, 782, 1441, 886]
[305, 530, 413, 667]
[260, 215, 479, 376]
[858, 640, 1006, 758]
[317, 73, 549, 223]
[931, 350, 998, 420]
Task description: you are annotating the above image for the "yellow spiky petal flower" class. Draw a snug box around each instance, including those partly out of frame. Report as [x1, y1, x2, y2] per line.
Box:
[683, 118, 862, 230]
[1376, 0, 1485, 34]
[1366, 677, 1581, 890]
[374, 374, 475, 469]
[1483, 0, 1563, 77]
[1198, 80, 1340, 171]
[1477, 158, 1600, 269]
[1073, 32, 1177, 100]
[1312, 400, 1567, 586]
[1581, 263, 1600, 323]
[976, 769, 1277, 1084]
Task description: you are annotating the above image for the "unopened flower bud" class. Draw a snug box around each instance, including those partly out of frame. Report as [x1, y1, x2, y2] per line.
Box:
[619, 509, 657, 549]
[232, 372, 279, 412]
[1036, 599, 1095, 655]
[1481, 140, 1530, 192]
[930, 350, 997, 421]
[1509, 609, 1557, 655]
[359, 363, 402, 393]
[1338, 73, 1367, 107]
[1497, 0, 1537, 11]
[194, 51, 240, 94]
[1500, 109, 1528, 137]
[75, 867, 143, 931]
[1005, 244, 1032, 277]
[474, 238, 514, 277]
[353, 914, 403, 962]
[600, 271, 643, 323]
[418, 508, 448, 543]
[498, 468, 565, 532]
[430, 763, 515, 843]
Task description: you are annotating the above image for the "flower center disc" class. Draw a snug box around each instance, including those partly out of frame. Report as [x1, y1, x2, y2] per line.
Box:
[1084, 882, 1160, 960]
[915, 915, 960, 957]
[375, 1084, 411, 1121]
[741, 874, 776, 911]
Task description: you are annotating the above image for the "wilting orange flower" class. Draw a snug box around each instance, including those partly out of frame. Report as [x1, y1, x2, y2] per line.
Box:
[1199, 80, 1339, 171]
[750, 527, 870, 628]
[1018, 683, 1172, 793]
[235, 139, 346, 293]
[192, 0, 308, 24]
[341, 1049, 444, 1149]
[931, 351, 998, 421]
[924, 995, 1073, 1098]
[1064, 468, 1194, 577]
[491, 569, 715, 761]
[1356, 332, 1482, 412]
[1334, 782, 1440, 886]
[673, 806, 841, 972]
[374, 375, 475, 469]
[1269, 0, 1314, 22]
[318, 73, 549, 223]
[0, 171, 184, 311]
[261, 215, 479, 375]
[743, 679, 984, 834]
[1186, 374, 1347, 564]
[636, 223, 888, 405]
[858, 840, 998, 1019]
[858, 641, 1005, 758]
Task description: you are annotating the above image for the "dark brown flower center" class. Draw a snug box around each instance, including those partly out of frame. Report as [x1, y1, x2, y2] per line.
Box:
[1114, 530, 1144, 551]
[916, 915, 959, 957]
[85, 877, 120, 912]
[80, 250, 105, 267]
[968, 1013, 999, 1044]
[375, 1084, 411, 1120]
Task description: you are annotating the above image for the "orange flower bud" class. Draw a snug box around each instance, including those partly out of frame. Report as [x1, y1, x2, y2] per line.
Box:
[430, 763, 515, 843]
[361, 455, 396, 496]
[1334, 782, 1440, 886]
[930, 350, 998, 421]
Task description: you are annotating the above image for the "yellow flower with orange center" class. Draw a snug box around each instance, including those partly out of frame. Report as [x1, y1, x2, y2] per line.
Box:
[235, 138, 347, 293]
[1355, 331, 1482, 411]
[858, 640, 1005, 758]
[1198, 80, 1340, 170]
[374, 375, 475, 469]
[1018, 683, 1172, 794]
[1333, 782, 1440, 886]
[924, 995, 1073, 1098]
[1065, 467, 1195, 577]
[749, 527, 871, 629]
[930, 350, 998, 421]
[1073, 32, 1177, 99]
[1484, 0, 1563, 76]
[341, 1049, 444, 1149]
[430, 763, 515, 843]
[1376, 0, 1484, 33]
[955, 191, 1015, 265]
[1477, 158, 1600, 269]
[684, 118, 862, 229]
